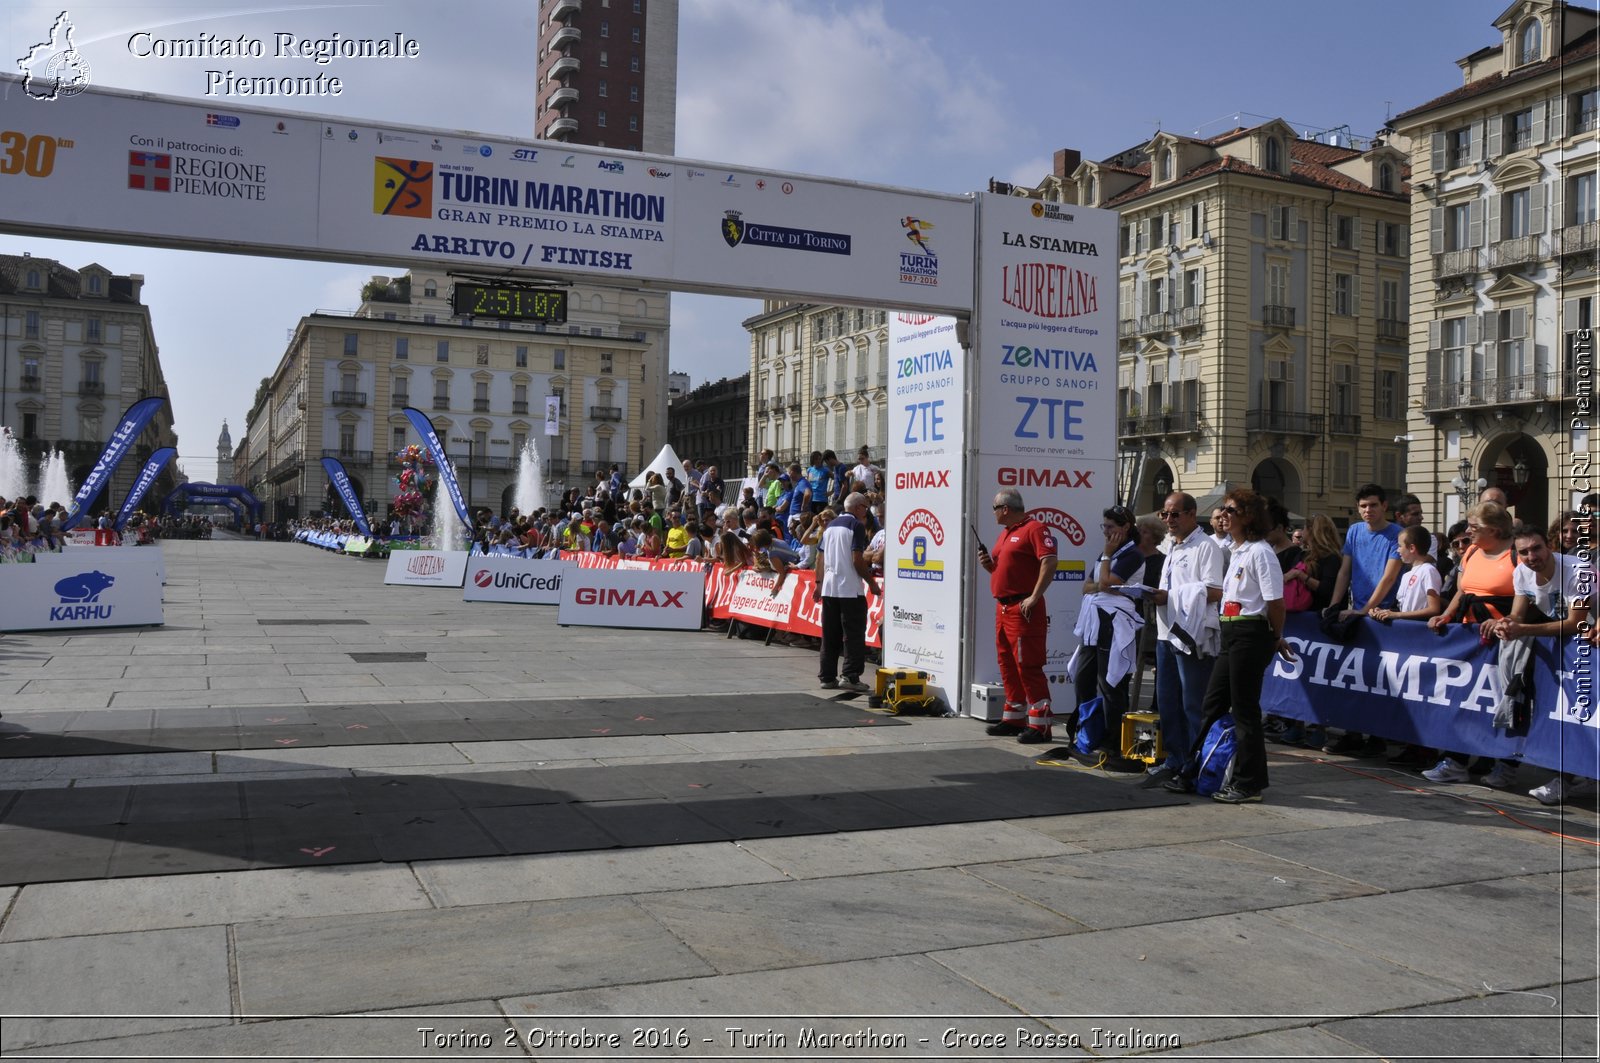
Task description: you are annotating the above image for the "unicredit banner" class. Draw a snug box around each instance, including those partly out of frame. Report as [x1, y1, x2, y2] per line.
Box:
[462, 555, 567, 605]
[558, 567, 705, 631]
[0, 74, 974, 313]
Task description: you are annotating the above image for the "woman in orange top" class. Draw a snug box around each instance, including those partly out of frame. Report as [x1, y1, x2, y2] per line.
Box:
[1427, 501, 1516, 628]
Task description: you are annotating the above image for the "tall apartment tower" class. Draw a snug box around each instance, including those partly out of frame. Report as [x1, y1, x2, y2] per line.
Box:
[534, 0, 679, 470]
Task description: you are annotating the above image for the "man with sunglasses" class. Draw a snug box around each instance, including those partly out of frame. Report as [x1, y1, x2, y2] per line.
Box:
[1146, 491, 1224, 787]
[977, 489, 1057, 742]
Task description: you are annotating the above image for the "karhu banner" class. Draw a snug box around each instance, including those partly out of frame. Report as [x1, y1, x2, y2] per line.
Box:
[321, 456, 373, 537]
[400, 406, 470, 529]
[113, 446, 175, 532]
[63, 396, 167, 530]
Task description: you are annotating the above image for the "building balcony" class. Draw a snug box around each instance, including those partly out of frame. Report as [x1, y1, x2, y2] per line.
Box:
[432, 397, 450, 411]
[1423, 371, 1560, 411]
[581, 460, 602, 475]
[267, 453, 302, 482]
[855, 374, 868, 390]
[1138, 311, 1171, 336]
[547, 86, 578, 110]
[321, 448, 373, 465]
[77, 380, 104, 397]
[813, 382, 826, 395]
[1436, 248, 1480, 279]
[1376, 318, 1407, 343]
[1245, 409, 1323, 435]
[473, 398, 491, 412]
[512, 400, 529, 414]
[550, 25, 581, 50]
[19, 374, 40, 391]
[551, 0, 581, 20]
[1261, 304, 1296, 329]
[331, 390, 366, 407]
[1329, 413, 1362, 435]
[833, 377, 848, 390]
[550, 56, 580, 79]
[1118, 318, 1137, 339]
[1490, 234, 1545, 269]
[545, 116, 578, 138]
[755, 397, 769, 413]
[1117, 411, 1205, 438]
[589, 405, 623, 421]
[1175, 304, 1205, 331]
[876, 369, 888, 387]
[392, 393, 410, 408]
[546, 459, 570, 477]
[1558, 221, 1599, 256]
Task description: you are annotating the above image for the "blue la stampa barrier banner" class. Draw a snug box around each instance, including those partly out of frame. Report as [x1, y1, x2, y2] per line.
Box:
[63, 395, 166, 530]
[1264, 613, 1599, 779]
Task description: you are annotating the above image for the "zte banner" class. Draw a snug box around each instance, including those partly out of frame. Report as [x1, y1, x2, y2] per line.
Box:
[462, 556, 567, 604]
[558, 567, 705, 631]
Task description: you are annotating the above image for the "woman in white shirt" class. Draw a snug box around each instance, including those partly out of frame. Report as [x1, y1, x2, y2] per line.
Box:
[1169, 487, 1294, 804]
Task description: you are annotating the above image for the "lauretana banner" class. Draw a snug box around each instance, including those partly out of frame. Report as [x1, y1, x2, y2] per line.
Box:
[112, 445, 175, 532]
[63, 395, 166, 530]
[400, 407, 471, 529]
[321, 456, 372, 538]
[1265, 613, 1598, 779]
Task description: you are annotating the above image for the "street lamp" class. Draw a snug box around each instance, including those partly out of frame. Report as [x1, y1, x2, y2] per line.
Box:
[450, 435, 474, 515]
[1450, 456, 1487, 509]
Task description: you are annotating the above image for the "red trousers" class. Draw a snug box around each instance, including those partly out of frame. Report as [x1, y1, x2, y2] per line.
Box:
[995, 601, 1051, 729]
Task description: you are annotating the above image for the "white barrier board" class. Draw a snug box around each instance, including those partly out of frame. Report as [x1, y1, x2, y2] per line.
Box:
[558, 567, 705, 631]
[383, 549, 469, 587]
[0, 555, 163, 631]
[462, 556, 568, 604]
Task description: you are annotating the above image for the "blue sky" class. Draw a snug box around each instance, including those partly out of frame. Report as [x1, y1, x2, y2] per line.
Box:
[0, 0, 1559, 479]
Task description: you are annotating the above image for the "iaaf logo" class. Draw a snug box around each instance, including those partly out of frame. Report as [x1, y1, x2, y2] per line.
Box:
[1029, 507, 1086, 547]
[999, 467, 1094, 489]
[473, 569, 561, 591]
[647, 167, 672, 178]
[896, 508, 945, 546]
[574, 587, 685, 608]
[407, 555, 447, 576]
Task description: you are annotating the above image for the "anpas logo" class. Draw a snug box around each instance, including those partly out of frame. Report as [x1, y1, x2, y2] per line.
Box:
[597, 160, 625, 173]
[998, 467, 1094, 489]
[999, 262, 1099, 320]
[895, 509, 945, 583]
[999, 345, 1098, 373]
[511, 148, 539, 162]
[50, 570, 115, 621]
[407, 554, 447, 576]
[897, 349, 954, 379]
[647, 167, 672, 178]
[894, 470, 949, 490]
[1029, 507, 1086, 547]
[574, 587, 684, 608]
[899, 215, 938, 287]
[373, 157, 433, 217]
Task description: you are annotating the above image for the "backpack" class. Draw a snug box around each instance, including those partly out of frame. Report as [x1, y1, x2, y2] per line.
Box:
[1072, 696, 1106, 755]
[1282, 562, 1314, 612]
[1194, 714, 1237, 796]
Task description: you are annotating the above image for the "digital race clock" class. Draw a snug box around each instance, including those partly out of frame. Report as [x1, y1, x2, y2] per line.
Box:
[451, 282, 568, 324]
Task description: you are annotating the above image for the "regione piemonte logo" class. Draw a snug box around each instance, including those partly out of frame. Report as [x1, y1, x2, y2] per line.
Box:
[128, 151, 171, 192]
[374, 158, 432, 217]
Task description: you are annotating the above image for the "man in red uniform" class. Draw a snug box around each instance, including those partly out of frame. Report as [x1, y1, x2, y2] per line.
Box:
[977, 488, 1057, 743]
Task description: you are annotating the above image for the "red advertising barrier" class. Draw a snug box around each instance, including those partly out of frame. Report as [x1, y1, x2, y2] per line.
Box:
[547, 552, 882, 647]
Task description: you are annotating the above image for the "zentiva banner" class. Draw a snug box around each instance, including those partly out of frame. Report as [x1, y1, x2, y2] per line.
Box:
[1266, 613, 1599, 780]
[63, 396, 167, 530]
[400, 407, 470, 529]
[321, 456, 372, 537]
[112, 446, 175, 532]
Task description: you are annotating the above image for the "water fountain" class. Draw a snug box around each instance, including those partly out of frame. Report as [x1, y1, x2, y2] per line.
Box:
[513, 438, 547, 516]
[39, 449, 73, 508]
[0, 431, 26, 501]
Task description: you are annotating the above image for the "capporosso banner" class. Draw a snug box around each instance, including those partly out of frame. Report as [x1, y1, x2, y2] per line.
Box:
[0, 73, 974, 312]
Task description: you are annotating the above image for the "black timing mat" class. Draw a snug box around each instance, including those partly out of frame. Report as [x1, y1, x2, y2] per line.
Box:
[0, 692, 905, 758]
[0, 747, 1184, 884]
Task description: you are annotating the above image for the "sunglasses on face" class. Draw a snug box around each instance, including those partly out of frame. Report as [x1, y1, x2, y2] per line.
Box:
[1159, 510, 1183, 519]
[992, 503, 1009, 512]
[1221, 505, 1241, 515]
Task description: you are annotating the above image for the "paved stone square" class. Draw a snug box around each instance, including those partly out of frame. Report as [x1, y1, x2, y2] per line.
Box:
[0, 537, 1595, 1059]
